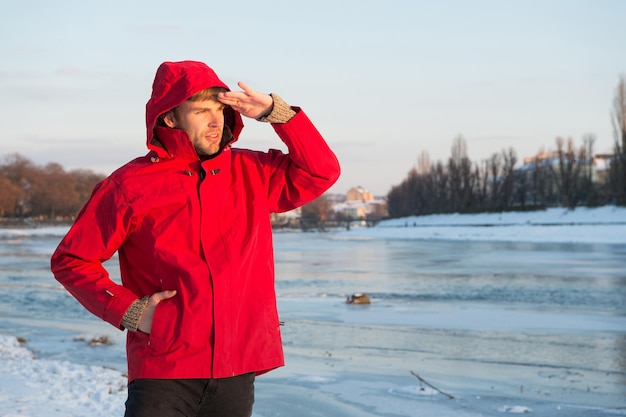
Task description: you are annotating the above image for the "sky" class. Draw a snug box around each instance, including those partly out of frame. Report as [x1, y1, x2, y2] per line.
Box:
[1, 0, 625, 196]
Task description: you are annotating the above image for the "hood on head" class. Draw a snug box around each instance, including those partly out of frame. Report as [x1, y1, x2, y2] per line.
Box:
[145, 60, 244, 149]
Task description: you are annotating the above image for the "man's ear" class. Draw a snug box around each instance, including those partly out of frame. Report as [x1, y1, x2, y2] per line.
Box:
[163, 111, 177, 128]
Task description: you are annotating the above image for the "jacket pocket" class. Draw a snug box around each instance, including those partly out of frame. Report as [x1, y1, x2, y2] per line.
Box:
[147, 299, 176, 354]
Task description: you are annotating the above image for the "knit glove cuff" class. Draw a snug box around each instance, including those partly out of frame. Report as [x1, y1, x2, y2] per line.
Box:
[121, 296, 149, 331]
[256, 93, 296, 123]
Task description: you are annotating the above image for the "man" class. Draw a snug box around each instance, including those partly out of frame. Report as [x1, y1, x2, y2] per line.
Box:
[50, 60, 340, 417]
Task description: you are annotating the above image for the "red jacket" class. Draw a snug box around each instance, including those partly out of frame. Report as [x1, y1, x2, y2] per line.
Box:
[51, 61, 340, 382]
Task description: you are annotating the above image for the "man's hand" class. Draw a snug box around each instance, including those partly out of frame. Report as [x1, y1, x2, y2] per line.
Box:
[137, 290, 177, 334]
[218, 81, 273, 119]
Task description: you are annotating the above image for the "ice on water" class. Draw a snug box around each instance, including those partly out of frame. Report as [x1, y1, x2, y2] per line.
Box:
[1, 206, 625, 416]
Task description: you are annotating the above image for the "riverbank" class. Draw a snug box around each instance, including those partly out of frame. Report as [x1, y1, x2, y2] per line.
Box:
[339, 205, 626, 244]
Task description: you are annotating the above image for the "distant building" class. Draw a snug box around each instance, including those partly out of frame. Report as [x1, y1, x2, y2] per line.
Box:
[346, 186, 374, 202]
[592, 154, 614, 184]
[270, 187, 389, 228]
[336, 186, 387, 221]
[333, 200, 370, 219]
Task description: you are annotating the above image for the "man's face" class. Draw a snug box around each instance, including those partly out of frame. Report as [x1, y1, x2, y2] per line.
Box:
[165, 99, 225, 156]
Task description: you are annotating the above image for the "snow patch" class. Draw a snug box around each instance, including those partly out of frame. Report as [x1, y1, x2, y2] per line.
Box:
[498, 405, 534, 413]
[389, 385, 442, 398]
[290, 375, 335, 384]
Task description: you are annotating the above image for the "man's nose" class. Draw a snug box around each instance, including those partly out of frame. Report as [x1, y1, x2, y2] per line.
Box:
[208, 116, 222, 127]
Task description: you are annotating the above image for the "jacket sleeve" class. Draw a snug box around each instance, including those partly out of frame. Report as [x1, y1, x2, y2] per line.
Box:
[265, 107, 341, 212]
[50, 178, 139, 329]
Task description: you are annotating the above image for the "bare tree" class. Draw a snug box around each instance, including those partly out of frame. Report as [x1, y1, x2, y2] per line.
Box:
[0, 154, 39, 216]
[475, 160, 490, 209]
[431, 161, 449, 213]
[69, 169, 105, 209]
[0, 174, 22, 217]
[554, 137, 581, 207]
[451, 135, 468, 163]
[610, 75, 626, 205]
[28, 163, 80, 218]
[612, 75, 626, 154]
[447, 136, 475, 212]
[500, 147, 517, 208]
[487, 152, 502, 208]
[417, 150, 431, 175]
[301, 194, 332, 231]
[580, 134, 596, 205]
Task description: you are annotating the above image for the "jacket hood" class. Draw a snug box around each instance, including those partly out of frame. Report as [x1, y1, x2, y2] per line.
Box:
[145, 61, 244, 150]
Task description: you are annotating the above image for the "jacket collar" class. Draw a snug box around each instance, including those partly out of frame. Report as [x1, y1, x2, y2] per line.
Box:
[151, 126, 200, 160]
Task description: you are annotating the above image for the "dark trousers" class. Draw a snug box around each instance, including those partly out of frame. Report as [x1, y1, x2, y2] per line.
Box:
[124, 373, 255, 417]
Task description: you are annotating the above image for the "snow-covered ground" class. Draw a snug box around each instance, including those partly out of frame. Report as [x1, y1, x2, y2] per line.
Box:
[343, 205, 626, 244]
[0, 333, 128, 416]
[0, 206, 625, 416]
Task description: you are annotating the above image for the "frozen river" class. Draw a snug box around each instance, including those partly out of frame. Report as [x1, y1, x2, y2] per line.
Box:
[0, 207, 625, 416]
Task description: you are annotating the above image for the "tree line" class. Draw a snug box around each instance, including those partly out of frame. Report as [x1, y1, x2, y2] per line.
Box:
[0, 152, 349, 231]
[0, 154, 105, 220]
[387, 77, 626, 218]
